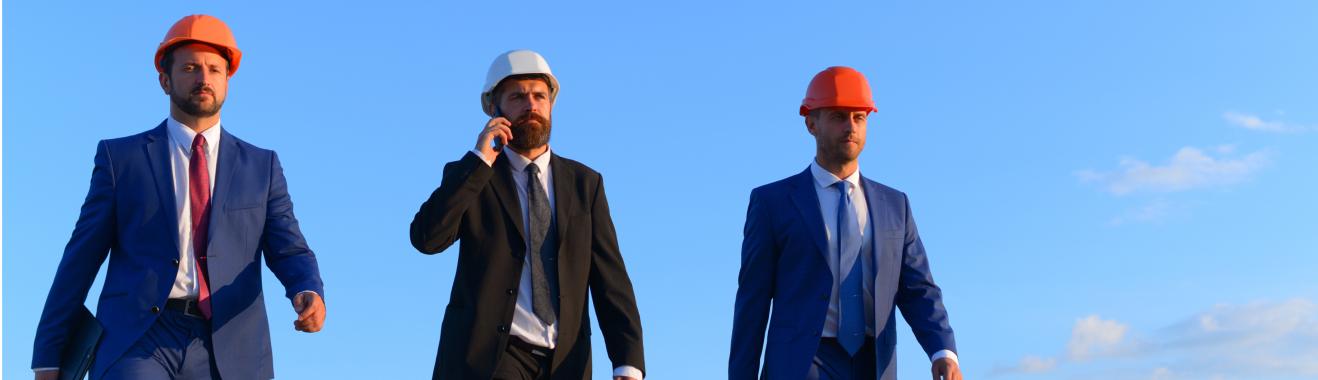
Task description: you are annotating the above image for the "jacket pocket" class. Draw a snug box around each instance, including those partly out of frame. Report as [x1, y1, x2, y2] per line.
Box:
[767, 326, 796, 343]
[99, 292, 128, 300]
[226, 201, 264, 210]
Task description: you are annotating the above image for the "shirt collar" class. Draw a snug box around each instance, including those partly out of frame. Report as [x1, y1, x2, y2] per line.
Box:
[505, 145, 553, 174]
[809, 159, 862, 191]
[166, 116, 222, 154]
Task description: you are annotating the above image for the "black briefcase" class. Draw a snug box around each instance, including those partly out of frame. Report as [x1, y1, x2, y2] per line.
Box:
[58, 306, 103, 380]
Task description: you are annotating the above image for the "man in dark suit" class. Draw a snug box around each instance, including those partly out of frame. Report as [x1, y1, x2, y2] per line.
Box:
[729, 67, 962, 380]
[32, 15, 326, 380]
[410, 50, 644, 380]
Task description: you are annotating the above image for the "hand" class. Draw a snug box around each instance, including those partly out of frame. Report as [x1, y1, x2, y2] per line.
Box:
[292, 291, 326, 333]
[932, 357, 961, 380]
[475, 116, 513, 159]
[35, 370, 58, 380]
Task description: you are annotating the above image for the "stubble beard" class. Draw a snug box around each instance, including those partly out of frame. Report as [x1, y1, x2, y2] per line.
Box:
[170, 82, 225, 118]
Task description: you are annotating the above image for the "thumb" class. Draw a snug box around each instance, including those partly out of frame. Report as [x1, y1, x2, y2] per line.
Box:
[293, 294, 306, 314]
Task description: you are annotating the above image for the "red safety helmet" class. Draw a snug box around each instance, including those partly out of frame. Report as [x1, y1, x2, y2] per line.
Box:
[800, 66, 875, 116]
[155, 15, 242, 76]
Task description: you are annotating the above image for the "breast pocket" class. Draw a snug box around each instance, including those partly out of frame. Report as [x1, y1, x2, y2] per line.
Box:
[226, 201, 265, 211]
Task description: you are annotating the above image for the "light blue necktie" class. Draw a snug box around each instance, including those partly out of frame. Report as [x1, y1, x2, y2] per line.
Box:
[835, 180, 865, 356]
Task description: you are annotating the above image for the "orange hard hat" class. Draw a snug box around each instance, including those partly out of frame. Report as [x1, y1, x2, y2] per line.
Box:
[154, 15, 242, 76]
[800, 66, 875, 116]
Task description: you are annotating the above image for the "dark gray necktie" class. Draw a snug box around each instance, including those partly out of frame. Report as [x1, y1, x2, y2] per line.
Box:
[525, 163, 559, 325]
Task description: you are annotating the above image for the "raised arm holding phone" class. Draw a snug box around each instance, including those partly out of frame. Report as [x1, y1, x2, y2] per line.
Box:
[411, 50, 645, 380]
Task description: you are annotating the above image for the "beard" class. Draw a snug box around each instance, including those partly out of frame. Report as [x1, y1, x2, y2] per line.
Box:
[508, 111, 552, 151]
[170, 82, 225, 118]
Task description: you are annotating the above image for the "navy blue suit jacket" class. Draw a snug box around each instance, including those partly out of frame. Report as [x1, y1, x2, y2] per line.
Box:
[33, 122, 324, 380]
[729, 168, 955, 380]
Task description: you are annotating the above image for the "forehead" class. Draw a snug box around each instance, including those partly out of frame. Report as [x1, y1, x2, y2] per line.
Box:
[498, 78, 550, 94]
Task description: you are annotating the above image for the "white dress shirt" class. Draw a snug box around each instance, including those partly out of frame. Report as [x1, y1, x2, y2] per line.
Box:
[166, 117, 222, 300]
[471, 146, 643, 379]
[808, 160, 959, 366]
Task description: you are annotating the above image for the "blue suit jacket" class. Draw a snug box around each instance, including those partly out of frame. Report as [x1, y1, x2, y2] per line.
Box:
[33, 121, 325, 380]
[729, 168, 955, 380]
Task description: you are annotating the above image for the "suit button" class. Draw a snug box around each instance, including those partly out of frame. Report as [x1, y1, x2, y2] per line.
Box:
[812, 330, 819, 337]
[172, 259, 180, 266]
[507, 289, 516, 296]
[821, 294, 828, 300]
[151, 306, 160, 314]
[498, 326, 508, 332]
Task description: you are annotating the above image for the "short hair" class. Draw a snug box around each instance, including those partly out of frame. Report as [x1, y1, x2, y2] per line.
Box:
[491, 73, 552, 104]
[161, 42, 232, 76]
[808, 107, 824, 119]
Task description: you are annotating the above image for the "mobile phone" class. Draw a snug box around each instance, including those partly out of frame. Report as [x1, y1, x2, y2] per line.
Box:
[492, 107, 505, 152]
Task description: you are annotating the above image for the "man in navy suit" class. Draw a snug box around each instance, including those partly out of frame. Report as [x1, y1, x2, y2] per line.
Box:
[729, 67, 962, 380]
[32, 15, 326, 380]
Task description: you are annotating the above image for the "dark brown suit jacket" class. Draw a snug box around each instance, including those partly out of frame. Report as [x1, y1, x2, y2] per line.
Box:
[411, 151, 644, 380]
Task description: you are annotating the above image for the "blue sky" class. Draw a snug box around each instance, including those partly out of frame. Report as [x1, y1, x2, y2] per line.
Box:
[4, 1, 1317, 379]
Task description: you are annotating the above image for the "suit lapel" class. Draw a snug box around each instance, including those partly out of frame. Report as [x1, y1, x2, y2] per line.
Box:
[490, 153, 528, 245]
[549, 154, 573, 251]
[144, 121, 181, 253]
[207, 128, 240, 246]
[786, 168, 832, 271]
[861, 176, 898, 328]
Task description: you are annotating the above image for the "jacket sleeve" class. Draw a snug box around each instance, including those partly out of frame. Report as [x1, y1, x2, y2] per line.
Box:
[409, 152, 492, 254]
[259, 151, 326, 300]
[32, 140, 118, 368]
[586, 174, 646, 376]
[728, 189, 778, 380]
[893, 193, 957, 358]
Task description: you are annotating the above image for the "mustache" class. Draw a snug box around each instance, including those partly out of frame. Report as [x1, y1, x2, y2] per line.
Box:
[188, 84, 215, 96]
[511, 111, 549, 127]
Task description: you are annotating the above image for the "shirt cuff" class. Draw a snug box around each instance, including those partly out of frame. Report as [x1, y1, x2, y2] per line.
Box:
[33, 368, 59, 372]
[931, 349, 958, 365]
[613, 365, 643, 379]
[469, 149, 494, 167]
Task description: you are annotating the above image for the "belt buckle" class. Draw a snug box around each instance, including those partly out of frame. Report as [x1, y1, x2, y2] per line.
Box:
[183, 299, 202, 318]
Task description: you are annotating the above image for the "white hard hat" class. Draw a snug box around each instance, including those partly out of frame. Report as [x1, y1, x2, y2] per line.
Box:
[481, 50, 560, 116]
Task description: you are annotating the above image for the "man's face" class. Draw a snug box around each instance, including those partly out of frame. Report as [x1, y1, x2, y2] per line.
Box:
[806, 107, 869, 162]
[161, 44, 229, 118]
[495, 78, 554, 150]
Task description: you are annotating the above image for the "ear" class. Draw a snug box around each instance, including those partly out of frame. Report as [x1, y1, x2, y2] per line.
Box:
[805, 115, 818, 136]
[159, 72, 171, 95]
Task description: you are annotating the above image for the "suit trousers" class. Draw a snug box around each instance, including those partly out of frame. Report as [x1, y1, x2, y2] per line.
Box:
[100, 309, 221, 380]
[493, 339, 554, 380]
[807, 338, 877, 380]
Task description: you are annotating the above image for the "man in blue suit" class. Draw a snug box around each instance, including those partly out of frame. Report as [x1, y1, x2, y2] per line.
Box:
[32, 15, 325, 380]
[729, 67, 962, 380]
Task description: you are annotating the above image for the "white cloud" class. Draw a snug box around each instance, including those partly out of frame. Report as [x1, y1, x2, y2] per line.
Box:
[1224, 112, 1288, 132]
[997, 298, 1318, 379]
[1075, 146, 1272, 195]
[1224, 112, 1306, 132]
[1066, 315, 1135, 361]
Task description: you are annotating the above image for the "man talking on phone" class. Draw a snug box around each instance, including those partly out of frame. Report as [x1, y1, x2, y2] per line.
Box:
[410, 50, 645, 380]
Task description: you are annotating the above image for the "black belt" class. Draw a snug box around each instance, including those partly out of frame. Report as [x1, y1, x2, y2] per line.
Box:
[164, 298, 207, 319]
[508, 336, 554, 358]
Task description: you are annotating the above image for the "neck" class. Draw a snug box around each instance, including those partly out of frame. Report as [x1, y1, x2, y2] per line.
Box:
[509, 145, 549, 161]
[815, 154, 858, 179]
[170, 106, 220, 133]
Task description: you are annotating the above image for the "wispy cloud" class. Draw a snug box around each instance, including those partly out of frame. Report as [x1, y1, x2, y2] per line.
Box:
[992, 298, 1318, 379]
[1224, 112, 1307, 133]
[1075, 146, 1272, 195]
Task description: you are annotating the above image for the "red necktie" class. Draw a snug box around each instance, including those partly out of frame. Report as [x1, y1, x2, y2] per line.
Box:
[190, 134, 214, 319]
